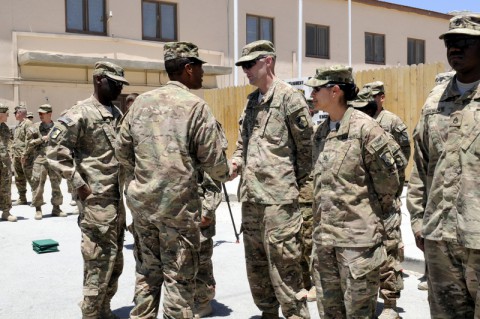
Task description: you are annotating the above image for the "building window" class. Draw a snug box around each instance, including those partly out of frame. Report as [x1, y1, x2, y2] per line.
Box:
[65, 0, 106, 35]
[142, 1, 177, 42]
[408, 38, 425, 65]
[246, 14, 274, 44]
[365, 32, 385, 64]
[306, 24, 329, 59]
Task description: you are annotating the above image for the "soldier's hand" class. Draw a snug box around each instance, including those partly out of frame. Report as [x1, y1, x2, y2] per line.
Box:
[77, 184, 92, 201]
[20, 156, 26, 165]
[414, 231, 425, 252]
[42, 135, 49, 142]
[228, 161, 239, 181]
[200, 215, 212, 228]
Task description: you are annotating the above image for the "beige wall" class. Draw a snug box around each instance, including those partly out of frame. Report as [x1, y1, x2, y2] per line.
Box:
[0, 0, 454, 126]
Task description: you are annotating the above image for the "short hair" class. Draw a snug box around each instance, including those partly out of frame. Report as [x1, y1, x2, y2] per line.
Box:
[165, 57, 201, 78]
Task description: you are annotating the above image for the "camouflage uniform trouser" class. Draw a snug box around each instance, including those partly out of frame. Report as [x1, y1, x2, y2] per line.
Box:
[13, 156, 33, 198]
[299, 203, 313, 290]
[379, 208, 404, 301]
[195, 220, 216, 306]
[424, 239, 480, 319]
[312, 244, 384, 319]
[130, 216, 200, 319]
[78, 198, 125, 318]
[242, 201, 310, 319]
[0, 160, 12, 212]
[31, 161, 63, 207]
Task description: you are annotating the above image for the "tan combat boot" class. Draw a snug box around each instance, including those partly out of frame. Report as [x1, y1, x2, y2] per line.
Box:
[52, 205, 67, 217]
[195, 301, 213, 318]
[12, 196, 28, 206]
[1, 211, 17, 222]
[34, 207, 43, 220]
[379, 299, 400, 319]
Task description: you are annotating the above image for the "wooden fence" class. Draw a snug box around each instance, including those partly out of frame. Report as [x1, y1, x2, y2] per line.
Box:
[205, 62, 446, 178]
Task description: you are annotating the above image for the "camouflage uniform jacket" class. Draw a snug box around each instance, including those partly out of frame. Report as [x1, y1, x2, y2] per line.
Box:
[115, 81, 230, 228]
[0, 122, 11, 165]
[407, 79, 480, 248]
[231, 79, 313, 204]
[12, 118, 33, 158]
[25, 121, 54, 165]
[313, 107, 405, 247]
[47, 95, 122, 200]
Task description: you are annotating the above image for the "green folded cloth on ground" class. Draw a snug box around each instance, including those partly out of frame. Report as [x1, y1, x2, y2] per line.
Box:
[32, 239, 59, 249]
[32, 239, 59, 253]
[33, 246, 59, 254]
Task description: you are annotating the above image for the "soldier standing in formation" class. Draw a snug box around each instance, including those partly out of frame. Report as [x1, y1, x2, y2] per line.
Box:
[12, 105, 34, 205]
[116, 41, 230, 319]
[351, 82, 411, 319]
[407, 14, 480, 318]
[25, 103, 66, 220]
[47, 61, 129, 319]
[0, 104, 17, 222]
[230, 40, 313, 319]
[307, 65, 406, 318]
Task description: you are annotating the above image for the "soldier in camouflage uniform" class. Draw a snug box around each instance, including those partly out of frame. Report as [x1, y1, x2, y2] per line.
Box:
[27, 111, 34, 121]
[231, 40, 312, 319]
[116, 42, 230, 319]
[353, 82, 411, 319]
[47, 61, 129, 319]
[307, 66, 406, 319]
[25, 104, 66, 220]
[194, 171, 222, 317]
[407, 14, 480, 318]
[0, 104, 17, 222]
[12, 105, 34, 205]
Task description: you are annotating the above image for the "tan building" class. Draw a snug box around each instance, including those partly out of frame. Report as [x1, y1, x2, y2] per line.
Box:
[0, 0, 456, 125]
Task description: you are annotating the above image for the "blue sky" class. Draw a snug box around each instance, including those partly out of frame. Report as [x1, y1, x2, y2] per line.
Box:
[381, 0, 480, 14]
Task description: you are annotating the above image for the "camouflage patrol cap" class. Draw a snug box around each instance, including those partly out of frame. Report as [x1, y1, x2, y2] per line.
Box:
[435, 71, 455, 84]
[0, 104, 8, 114]
[350, 87, 375, 108]
[163, 42, 206, 63]
[38, 104, 52, 113]
[439, 14, 480, 39]
[14, 105, 27, 114]
[93, 61, 129, 85]
[364, 81, 385, 95]
[27, 111, 34, 118]
[235, 40, 276, 66]
[305, 65, 354, 87]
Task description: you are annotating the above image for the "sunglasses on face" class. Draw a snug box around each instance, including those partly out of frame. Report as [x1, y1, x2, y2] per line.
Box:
[106, 77, 124, 88]
[444, 37, 479, 49]
[240, 56, 266, 70]
[313, 84, 335, 92]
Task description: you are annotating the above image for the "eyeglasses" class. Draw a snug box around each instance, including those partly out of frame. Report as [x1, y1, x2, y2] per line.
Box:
[444, 37, 479, 49]
[240, 56, 266, 70]
[106, 77, 124, 88]
[313, 84, 335, 92]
